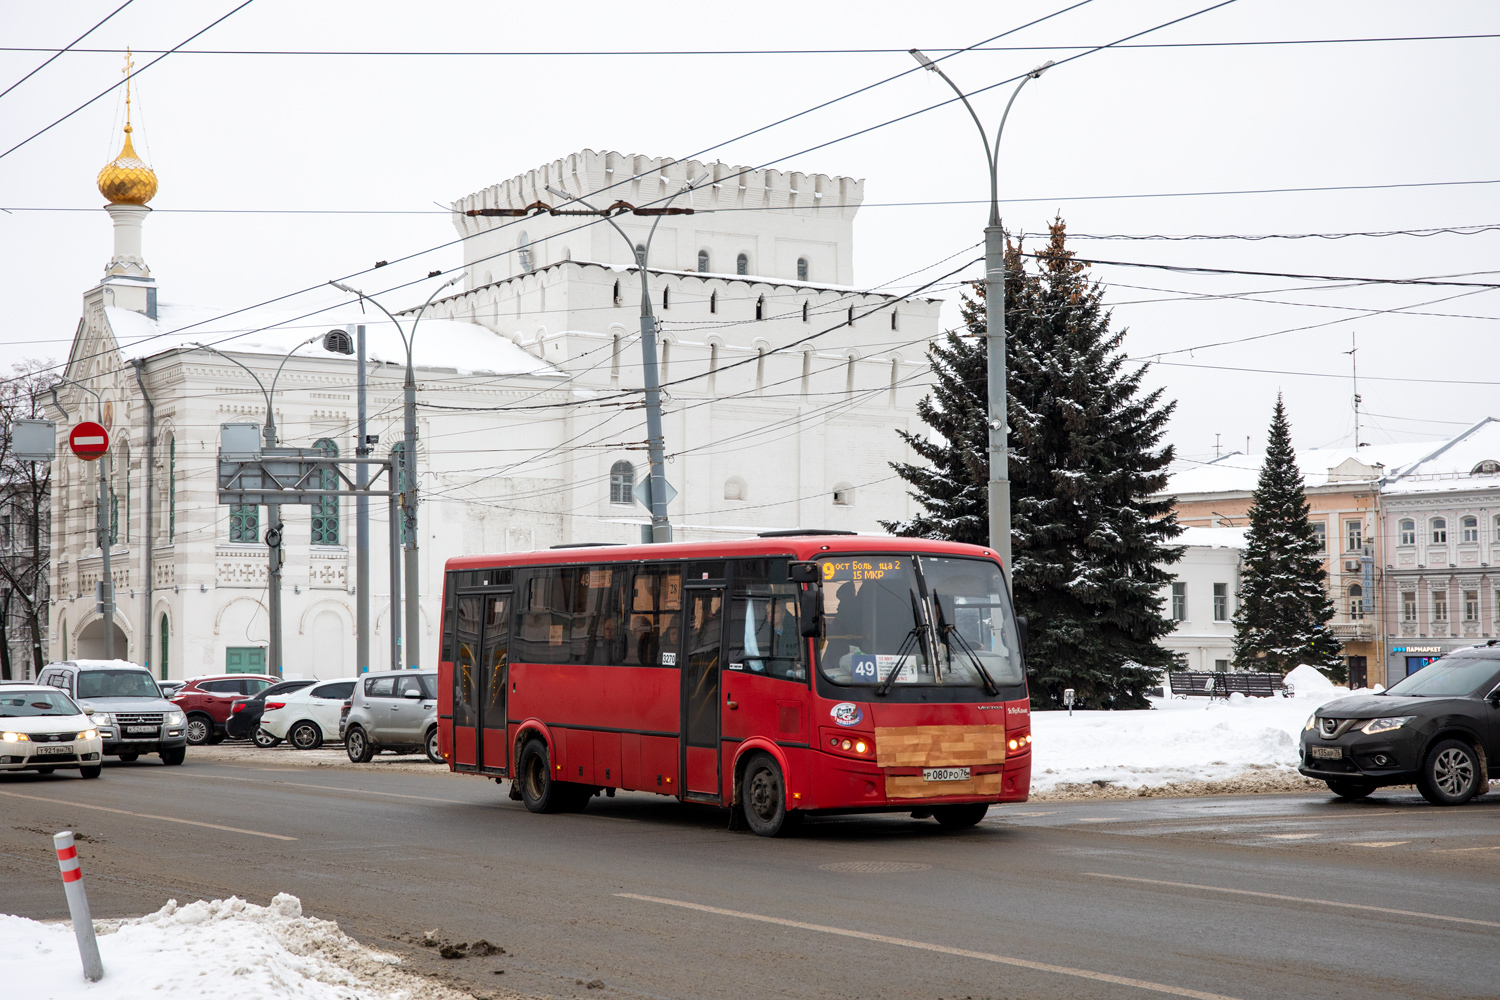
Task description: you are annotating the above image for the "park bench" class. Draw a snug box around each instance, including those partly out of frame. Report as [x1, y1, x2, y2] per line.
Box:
[1168, 670, 1289, 699]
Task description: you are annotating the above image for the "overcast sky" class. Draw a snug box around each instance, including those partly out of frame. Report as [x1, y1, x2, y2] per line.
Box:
[3, 0, 1497, 467]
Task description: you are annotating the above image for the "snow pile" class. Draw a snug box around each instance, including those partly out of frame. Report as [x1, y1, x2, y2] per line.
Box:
[1030, 681, 1351, 793]
[1282, 663, 1337, 696]
[0, 894, 475, 1000]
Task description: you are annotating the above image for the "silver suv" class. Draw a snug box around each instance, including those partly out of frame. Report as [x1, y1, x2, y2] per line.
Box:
[341, 670, 440, 764]
[37, 660, 188, 765]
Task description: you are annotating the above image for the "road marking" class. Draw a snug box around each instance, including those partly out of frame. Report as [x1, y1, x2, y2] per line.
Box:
[0, 790, 295, 841]
[1007, 811, 1058, 817]
[1082, 873, 1500, 929]
[1348, 841, 1408, 848]
[206, 774, 468, 804]
[617, 892, 1244, 1000]
[1431, 845, 1500, 853]
[1266, 833, 1319, 840]
[1076, 817, 1112, 823]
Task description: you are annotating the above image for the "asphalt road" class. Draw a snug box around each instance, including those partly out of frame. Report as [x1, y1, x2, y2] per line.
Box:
[3, 753, 1498, 1000]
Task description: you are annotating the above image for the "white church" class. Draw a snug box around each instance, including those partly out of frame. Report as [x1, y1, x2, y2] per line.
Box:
[48, 127, 942, 680]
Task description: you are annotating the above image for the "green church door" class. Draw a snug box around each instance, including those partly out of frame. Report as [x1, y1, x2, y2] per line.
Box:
[225, 646, 267, 674]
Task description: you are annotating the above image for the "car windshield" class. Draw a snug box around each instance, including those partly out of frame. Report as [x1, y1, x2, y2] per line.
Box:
[817, 554, 1023, 690]
[1385, 656, 1500, 698]
[76, 670, 161, 700]
[0, 690, 82, 717]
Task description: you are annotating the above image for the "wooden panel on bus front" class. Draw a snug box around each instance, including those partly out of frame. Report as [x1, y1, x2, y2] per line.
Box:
[513, 662, 679, 735]
[885, 770, 1004, 799]
[872, 725, 1008, 768]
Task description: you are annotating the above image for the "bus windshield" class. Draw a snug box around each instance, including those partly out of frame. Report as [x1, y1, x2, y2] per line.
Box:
[816, 555, 1023, 691]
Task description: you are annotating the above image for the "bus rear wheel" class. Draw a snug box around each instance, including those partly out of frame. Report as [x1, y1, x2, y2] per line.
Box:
[518, 738, 588, 814]
[741, 752, 798, 837]
[932, 804, 989, 828]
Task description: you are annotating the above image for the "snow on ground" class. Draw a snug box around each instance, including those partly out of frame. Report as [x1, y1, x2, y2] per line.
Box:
[0, 894, 480, 1000]
[1030, 666, 1361, 793]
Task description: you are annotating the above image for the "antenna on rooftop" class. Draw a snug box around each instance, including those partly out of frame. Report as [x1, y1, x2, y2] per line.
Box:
[1214, 433, 1221, 459]
[1345, 332, 1367, 448]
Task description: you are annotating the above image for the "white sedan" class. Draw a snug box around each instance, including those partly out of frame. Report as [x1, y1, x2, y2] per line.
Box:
[0, 685, 105, 777]
[260, 679, 356, 750]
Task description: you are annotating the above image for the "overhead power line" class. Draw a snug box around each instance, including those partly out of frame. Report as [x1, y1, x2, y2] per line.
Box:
[1045, 255, 1500, 289]
[5, 33, 1497, 56]
[0, 0, 134, 102]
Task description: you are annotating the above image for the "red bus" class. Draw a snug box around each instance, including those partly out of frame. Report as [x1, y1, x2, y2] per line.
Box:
[437, 530, 1031, 836]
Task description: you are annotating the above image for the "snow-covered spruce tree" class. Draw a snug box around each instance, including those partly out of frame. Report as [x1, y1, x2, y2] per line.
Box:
[885, 220, 1183, 709]
[1231, 396, 1343, 678]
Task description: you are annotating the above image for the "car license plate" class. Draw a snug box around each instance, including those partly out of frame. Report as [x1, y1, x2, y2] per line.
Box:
[35, 745, 72, 756]
[1309, 746, 1342, 760]
[126, 725, 157, 735]
[923, 767, 971, 781]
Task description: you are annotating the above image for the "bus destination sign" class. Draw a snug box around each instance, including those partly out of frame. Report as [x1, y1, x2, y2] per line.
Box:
[821, 557, 904, 583]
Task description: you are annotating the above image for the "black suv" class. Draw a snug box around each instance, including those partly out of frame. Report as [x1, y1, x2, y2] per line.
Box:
[1300, 644, 1500, 804]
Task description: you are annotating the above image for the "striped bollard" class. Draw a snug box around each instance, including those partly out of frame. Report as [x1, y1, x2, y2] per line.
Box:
[53, 831, 104, 982]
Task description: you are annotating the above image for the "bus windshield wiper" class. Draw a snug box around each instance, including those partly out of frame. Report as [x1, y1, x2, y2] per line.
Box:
[874, 590, 928, 696]
[931, 591, 1000, 697]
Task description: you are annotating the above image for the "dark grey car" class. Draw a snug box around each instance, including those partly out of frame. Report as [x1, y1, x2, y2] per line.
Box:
[37, 660, 188, 765]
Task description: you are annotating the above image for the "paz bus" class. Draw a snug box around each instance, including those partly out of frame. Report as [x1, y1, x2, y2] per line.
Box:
[437, 530, 1031, 836]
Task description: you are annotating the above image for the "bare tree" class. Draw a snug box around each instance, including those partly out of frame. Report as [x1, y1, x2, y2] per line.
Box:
[0, 361, 57, 679]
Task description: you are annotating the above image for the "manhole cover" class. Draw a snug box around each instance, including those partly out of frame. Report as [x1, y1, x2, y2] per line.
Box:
[818, 861, 932, 873]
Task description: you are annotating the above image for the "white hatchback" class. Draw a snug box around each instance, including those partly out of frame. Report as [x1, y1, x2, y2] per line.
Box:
[259, 679, 357, 750]
[0, 685, 105, 777]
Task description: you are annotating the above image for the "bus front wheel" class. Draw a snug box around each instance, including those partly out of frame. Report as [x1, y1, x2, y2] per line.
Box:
[519, 738, 588, 814]
[933, 803, 989, 828]
[741, 752, 799, 837]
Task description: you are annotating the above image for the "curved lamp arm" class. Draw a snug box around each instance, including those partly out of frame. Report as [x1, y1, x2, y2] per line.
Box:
[52, 376, 104, 422]
[191, 341, 275, 442]
[407, 276, 464, 370]
[330, 281, 409, 363]
[269, 335, 323, 402]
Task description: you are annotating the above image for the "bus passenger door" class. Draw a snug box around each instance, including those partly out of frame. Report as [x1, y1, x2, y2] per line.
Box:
[452, 592, 510, 773]
[681, 587, 725, 801]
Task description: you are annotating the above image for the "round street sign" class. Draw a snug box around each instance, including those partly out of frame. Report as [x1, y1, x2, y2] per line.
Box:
[69, 421, 110, 461]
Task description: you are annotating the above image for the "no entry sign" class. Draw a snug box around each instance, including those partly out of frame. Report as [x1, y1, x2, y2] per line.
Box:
[69, 422, 109, 461]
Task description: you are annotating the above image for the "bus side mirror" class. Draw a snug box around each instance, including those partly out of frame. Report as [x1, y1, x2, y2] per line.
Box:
[789, 561, 820, 584]
[1016, 616, 1028, 657]
[799, 586, 822, 638]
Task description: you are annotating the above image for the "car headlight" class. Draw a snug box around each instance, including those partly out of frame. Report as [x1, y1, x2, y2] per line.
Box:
[90, 712, 112, 726]
[76, 729, 98, 740]
[165, 711, 185, 726]
[1360, 716, 1414, 735]
[1304, 713, 1317, 732]
[2, 732, 30, 742]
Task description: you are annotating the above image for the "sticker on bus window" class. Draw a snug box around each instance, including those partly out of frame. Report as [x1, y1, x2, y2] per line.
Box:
[729, 661, 744, 671]
[662, 651, 677, 666]
[821, 558, 904, 583]
[851, 654, 915, 685]
[831, 702, 863, 726]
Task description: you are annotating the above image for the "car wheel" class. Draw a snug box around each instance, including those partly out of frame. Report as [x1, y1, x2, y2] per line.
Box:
[932, 804, 990, 828]
[345, 726, 374, 763]
[1417, 738, 1482, 806]
[80, 765, 102, 779]
[740, 752, 798, 837]
[185, 714, 213, 745]
[160, 747, 186, 766]
[424, 727, 444, 765]
[518, 737, 579, 814]
[1326, 779, 1376, 800]
[288, 721, 324, 751]
[118, 753, 139, 762]
[253, 729, 281, 749]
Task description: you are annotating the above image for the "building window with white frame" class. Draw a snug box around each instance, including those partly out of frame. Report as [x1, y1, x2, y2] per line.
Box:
[1402, 592, 1416, 622]
[609, 461, 635, 505]
[1347, 583, 1364, 620]
[1464, 590, 1479, 621]
[1171, 581, 1186, 621]
[1495, 514, 1500, 542]
[1345, 519, 1363, 552]
[1431, 517, 1447, 543]
[736, 253, 748, 276]
[1212, 582, 1228, 622]
[796, 256, 809, 281]
[1399, 518, 1415, 545]
[1432, 589, 1448, 622]
[698, 250, 710, 273]
[1310, 521, 1326, 552]
[1461, 515, 1478, 542]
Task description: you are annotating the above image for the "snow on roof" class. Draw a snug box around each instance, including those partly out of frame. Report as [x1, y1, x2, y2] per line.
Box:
[1176, 526, 1248, 548]
[106, 303, 561, 378]
[1381, 417, 1500, 494]
[1165, 439, 1444, 497]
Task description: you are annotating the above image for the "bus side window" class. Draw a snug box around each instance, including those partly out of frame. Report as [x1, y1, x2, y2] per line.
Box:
[626, 564, 682, 666]
[728, 590, 805, 682]
[441, 571, 457, 662]
[454, 595, 482, 728]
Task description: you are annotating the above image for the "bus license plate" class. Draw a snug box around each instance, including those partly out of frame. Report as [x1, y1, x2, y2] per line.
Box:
[923, 767, 970, 781]
[35, 745, 72, 756]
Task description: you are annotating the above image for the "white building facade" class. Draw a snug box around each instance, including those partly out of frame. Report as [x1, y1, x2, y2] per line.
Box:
[45, 145, 940, 680]
[1159, 526, 1245, 671]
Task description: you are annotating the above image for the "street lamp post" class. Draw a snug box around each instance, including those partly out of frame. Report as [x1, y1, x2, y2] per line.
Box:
[330, 276, 461, 668]
[544, 178, 706, 543]
[194, 335, 326, 676]
[910, 49, 1052, 586]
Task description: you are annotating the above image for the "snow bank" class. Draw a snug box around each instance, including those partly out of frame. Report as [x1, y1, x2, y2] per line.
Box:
[0, 894, 473, 1000]
[1030, 683, 1350, 793]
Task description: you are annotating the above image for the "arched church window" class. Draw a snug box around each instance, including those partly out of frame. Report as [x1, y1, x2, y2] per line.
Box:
[610, 461, 635, 505]
[796, 257, 809, 282]
[698, 250, 710, 273]
[311, 438, 340, 545]
[736, 253, 749, 276]
[518, 231, 533, 273]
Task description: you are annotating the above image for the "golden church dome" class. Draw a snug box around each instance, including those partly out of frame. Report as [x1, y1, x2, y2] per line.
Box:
[97, 124, 157, 205]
